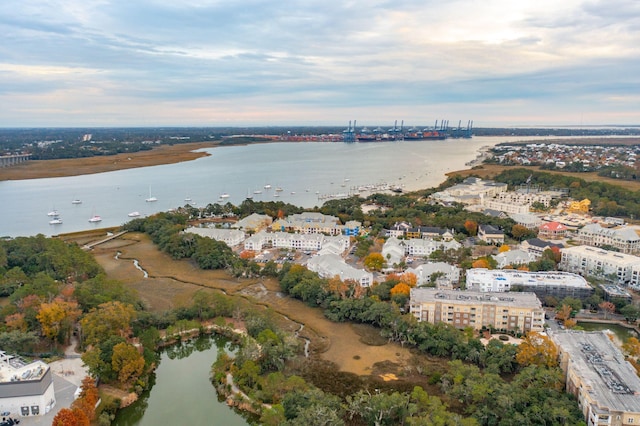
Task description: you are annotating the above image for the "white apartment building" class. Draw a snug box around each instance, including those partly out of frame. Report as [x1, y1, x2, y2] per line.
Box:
[271, 212, 358, 236]
[577, 223, 640, 254]
[382, 237, 405, 266]
[243, 231, 349, 253]
[404, 238, 462, 257]
[406, 262, 461, 286]
[185, 226, 245, 247]
[307, 254, 373, 287]
[559, 245, 640, 286]
[431, 177, 508, 206]
[492, 249, 535, 269]
[466, 268, 593, 300]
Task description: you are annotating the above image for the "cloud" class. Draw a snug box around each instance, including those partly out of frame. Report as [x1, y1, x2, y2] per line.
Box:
[0, 0, 639, 126]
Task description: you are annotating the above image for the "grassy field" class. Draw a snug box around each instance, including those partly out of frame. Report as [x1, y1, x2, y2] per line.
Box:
[0, 142, 217, 181]
[69, 231, 416, 377]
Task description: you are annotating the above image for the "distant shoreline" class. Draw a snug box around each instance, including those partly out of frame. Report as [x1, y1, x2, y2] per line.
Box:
[0, 141, 219, 181]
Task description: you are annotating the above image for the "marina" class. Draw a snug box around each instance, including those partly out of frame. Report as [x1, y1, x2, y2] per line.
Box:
[0, 136, 553, 238]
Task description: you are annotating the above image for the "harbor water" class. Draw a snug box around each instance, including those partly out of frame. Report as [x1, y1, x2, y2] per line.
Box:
[1, 136, 552, 238]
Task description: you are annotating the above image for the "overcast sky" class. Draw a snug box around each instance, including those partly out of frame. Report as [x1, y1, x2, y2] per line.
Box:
[2, 0, 639, 127]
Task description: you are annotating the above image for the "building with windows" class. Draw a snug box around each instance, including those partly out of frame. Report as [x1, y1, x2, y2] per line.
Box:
[185, 226, 245, 247]
[478, 224, 505, 245]
[271, 212, 358, 236]
[520, 238, 564, 258]
[0, 352, 55, 417]
[577, 223, 640, 254]
[431, 177, 508, 206]
[307, 254, 373, 287]
[466, 268, 593, 301]
[559, 245, 640, 286]
[409, 288, 545, 332]
[550, 330, 640, 426]
[231, 213, 272, 233]
[492, 249, 535, 269]
[406, 262, 460, 287]
[538, 221, 569, 240]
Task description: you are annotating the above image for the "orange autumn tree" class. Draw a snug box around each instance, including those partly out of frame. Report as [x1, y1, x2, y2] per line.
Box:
[516, 332, 558, 367]
[390, 283, 411, 297]
[52, 407, 89, 426]
[472, 258, 490, 269]
[72, 376, 99, 421]
[37, 298, 81, 345]
[464, 220, 478, 236]
[327, 276, 350, 299]
[112, 342, 145, 385]
[387, 272, 418, 288]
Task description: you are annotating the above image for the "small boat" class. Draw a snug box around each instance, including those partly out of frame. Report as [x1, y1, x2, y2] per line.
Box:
[264, 184, 272, 189]
[273, 193, 280, 197]
[184, 197, 192, 202]
[88, 214, 102, 223]
[275, 186, 283, 192]
[220, 192, 230, 199]
[253, 189, 262, 194]
[128, 211, 141, 217]
[245, 189, 253, 200]
[49, 218, 63, 225]
[290, 191, 296, 195]
[71, 199, 82, 205]
[145, 186, 157, 202]
[47, 209, 59, 216]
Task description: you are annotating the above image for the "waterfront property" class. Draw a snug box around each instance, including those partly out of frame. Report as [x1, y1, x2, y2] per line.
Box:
[185, 226, 246, 247]
[307, 253, 373, 287]
[409, 288, 545, 332]
[271, 212, 360, 236]
[430, 177, 508, 206]
[466, 268, 593, 301]
[0, 351, 55, 418]
[550, 330, 640, 426]
[405, 262, 461, 287]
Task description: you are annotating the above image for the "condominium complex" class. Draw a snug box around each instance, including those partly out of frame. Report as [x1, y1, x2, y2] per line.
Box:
[577, 223, 640, 254]
[466, 268, 593, 301]
[307, 253, 373, 287]
[430, 177, 508, 206]
[406, 262, 461, 286]
[551, 330, 640, 426]
[272, 212, 360, 236]
[559, 245, 640, 286]
[409, 288, 545, 332]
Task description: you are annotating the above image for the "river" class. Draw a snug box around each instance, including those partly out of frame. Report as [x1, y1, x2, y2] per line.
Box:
[113, 335, 250, 426]
[1, 136, 555, 238]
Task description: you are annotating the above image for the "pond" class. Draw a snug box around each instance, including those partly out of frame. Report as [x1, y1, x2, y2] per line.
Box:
[576, 321, 638, 343]
[113, 335, 251, 426]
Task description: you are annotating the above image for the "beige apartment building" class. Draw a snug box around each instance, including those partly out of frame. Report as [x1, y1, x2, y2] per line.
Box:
[409, 288, 545, 332]
[551, 330, 640, 426]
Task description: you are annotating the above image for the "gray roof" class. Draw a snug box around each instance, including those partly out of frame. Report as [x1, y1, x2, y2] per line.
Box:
[551, 330, 640, 414]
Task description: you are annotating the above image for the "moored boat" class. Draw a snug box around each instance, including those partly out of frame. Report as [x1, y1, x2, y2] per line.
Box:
[128, 211, 141, 217]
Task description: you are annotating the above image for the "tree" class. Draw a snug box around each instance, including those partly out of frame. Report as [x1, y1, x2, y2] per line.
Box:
[364, 253, 386, 271]
[72, 376, 99, 421]
[111, 342, 145, 385]
[81, 301, 136, 347]
[516, 332, 558, 367]
[472, 258, 489, 269]
[37, 299, 81, 344]
[52, 407, 89, 426]
[464, 220, 478, 236]
[498, 244, 510, 253]
[390, 283, 411, 297]
[621, 304, 640, 323]
[623, 337, 640, 358]
[599, 301, 616, 320]
[511, 224, 535, 241]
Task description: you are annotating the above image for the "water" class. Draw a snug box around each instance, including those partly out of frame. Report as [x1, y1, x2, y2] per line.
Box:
[113, 335, 250, 426]
[1, 136, 552, 238]
[576, 321, 638, 343]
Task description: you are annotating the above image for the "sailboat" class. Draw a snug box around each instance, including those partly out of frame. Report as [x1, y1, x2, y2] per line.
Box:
[88, 209, 102, 223]
[71, 198, 82, 205]
[145, 186, 157, 202]
[246, 189, 253, 200]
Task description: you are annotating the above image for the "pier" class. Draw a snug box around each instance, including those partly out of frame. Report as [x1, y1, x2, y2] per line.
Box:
[0, 154, 31, 168]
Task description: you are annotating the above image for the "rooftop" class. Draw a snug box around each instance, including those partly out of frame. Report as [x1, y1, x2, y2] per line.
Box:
[410, 288, 542, 308]
[551, 331, 640, 414]
[0, 351, 49, 384]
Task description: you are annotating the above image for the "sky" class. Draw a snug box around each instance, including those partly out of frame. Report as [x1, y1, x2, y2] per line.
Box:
[1, 0, 639, 128]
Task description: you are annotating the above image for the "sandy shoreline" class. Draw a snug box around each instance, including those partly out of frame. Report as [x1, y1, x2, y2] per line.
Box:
[0, 141, 218, 181]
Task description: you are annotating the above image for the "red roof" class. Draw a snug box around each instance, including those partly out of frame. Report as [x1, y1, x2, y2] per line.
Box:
[539, 221, 568, 232]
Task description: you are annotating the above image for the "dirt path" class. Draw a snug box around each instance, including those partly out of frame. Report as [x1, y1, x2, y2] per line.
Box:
[79, 232, 413, 376]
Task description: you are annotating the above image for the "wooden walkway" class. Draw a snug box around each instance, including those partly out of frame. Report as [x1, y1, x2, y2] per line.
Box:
[83, 230, 128, 250]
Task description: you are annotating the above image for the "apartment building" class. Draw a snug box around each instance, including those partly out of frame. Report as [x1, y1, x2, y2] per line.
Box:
[185, 226, 245, 247]
[307, 253, 373, 287]
[551, 330, 640, 426]
[577, 223, 640, 254]
[559, 245, 640, 286]
[409, 288, 545, 332]
[406, 262, 461, 286]
[466, 268, 593, 301]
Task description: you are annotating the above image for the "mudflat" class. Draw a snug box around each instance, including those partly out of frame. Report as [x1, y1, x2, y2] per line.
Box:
[0, 141, 217, 181]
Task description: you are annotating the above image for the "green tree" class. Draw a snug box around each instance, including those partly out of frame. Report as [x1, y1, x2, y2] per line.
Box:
[111, 342, 145, 385]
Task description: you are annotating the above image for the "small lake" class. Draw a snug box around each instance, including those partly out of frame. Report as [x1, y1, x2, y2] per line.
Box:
[113, 335, 250, 426]
[576, 321, 638, 343]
